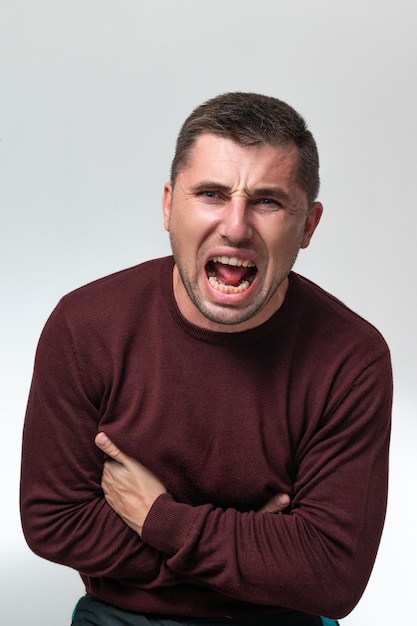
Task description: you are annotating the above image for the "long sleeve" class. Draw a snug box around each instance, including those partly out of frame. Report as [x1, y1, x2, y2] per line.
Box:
[20, 302, 177, 588]
[141, 350, 392, 619]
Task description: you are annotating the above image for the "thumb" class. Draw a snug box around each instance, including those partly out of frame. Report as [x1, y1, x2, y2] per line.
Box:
[258, 493, 291, 514]
[95, 432, 126, 464]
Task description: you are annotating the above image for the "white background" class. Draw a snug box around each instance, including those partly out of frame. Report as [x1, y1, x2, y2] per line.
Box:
[1, 1, 416, 624]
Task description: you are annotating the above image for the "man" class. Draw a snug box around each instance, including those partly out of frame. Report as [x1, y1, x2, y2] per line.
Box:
[20, 93, 392, 626]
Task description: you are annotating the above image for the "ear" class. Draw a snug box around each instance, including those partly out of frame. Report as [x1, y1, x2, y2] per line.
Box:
[300, 202, 323, 249]
[162, 182, 173, 232]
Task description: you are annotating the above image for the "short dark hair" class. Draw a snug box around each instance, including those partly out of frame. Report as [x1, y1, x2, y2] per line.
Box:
[170, 92, 320, 205]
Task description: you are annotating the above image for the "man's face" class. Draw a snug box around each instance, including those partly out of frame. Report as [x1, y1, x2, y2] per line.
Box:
[163, 133, 322, 332]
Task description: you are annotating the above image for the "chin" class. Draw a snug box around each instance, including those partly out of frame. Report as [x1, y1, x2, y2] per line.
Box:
[199, 300, 264, 328]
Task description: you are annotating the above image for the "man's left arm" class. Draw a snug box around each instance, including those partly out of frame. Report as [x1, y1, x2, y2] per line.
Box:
[97, 351, 392, 620]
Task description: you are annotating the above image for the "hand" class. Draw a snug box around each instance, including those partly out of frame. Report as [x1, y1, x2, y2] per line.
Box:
[95, 432, 167, 536]
[258, 492, 291, 513]
[96, 432, 289, 535]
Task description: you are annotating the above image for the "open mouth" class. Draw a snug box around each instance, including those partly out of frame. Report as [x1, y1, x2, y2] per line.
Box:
[205, 255, 257, 294]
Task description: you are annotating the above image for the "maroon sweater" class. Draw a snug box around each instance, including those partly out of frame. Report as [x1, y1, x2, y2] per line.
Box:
[20, 257, 392, 620]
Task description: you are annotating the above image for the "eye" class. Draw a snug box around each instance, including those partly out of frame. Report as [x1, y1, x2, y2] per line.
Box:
[253, 198, 282, 211]
[196, 190, 226, 204]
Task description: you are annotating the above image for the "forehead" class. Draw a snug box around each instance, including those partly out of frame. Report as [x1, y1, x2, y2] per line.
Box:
[181, 133, 301, 190]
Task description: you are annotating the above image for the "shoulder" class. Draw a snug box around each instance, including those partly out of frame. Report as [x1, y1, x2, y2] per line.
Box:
[64, 256, 170, 302]
[44, 256, 173, 335]
[57, 256, 171, 311]
[289, 272, 390, 358]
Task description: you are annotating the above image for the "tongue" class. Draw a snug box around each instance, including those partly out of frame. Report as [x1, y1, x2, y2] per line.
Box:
[214, 262, 249, 286]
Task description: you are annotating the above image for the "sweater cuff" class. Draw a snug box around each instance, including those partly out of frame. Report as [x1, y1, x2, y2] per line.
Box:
[142, 493, 200, 555]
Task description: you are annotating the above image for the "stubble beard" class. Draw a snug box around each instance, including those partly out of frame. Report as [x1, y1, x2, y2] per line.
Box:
[170, 238, 299, 328]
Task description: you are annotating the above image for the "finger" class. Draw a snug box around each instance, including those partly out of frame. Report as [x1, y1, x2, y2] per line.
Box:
[95, 432, 126, 464]
[258, 493, 291, 513]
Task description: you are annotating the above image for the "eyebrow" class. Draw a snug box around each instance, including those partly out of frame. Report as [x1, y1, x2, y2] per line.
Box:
[190, 182, 232, 194]
[248, 187, 291, 202]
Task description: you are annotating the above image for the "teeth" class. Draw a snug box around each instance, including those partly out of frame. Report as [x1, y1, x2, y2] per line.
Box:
[208, 276, 250, 293]
[211, 255, 255, 268]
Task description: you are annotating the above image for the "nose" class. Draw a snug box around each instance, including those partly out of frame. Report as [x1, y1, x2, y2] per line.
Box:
[219, 197, 253, 244]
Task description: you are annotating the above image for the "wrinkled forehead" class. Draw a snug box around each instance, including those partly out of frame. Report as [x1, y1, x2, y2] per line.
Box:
[179, 133, 302, 188]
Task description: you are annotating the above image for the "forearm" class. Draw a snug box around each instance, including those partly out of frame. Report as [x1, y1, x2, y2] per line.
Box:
[20, 409, 172, 581]
[140, 359, 392, 619]
[142, 497, 354, 618]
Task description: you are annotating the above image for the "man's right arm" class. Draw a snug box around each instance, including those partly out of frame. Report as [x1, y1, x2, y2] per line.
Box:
[20, 305, 176, 584]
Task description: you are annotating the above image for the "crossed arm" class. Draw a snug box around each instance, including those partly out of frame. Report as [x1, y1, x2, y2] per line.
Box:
[95, 432, 291, 536]
[21, 302, 392, 619]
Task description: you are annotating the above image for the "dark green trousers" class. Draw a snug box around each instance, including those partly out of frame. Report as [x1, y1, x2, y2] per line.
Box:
[71, 595, 339, 626]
